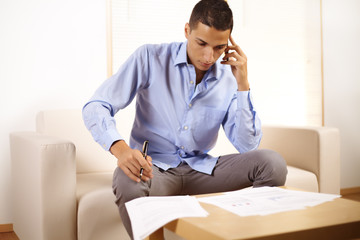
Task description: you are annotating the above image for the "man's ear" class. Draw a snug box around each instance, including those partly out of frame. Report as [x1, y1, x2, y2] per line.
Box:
[184, 23, 190, 39]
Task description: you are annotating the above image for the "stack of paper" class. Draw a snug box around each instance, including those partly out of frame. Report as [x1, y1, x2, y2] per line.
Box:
[125, 195, 208, 240]
[198, 187, 341, 217]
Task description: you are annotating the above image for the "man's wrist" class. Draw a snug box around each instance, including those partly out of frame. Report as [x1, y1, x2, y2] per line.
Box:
[237, 85, 250, 91]
[110, 140, 129, 156]
[237, 80, 250, 91]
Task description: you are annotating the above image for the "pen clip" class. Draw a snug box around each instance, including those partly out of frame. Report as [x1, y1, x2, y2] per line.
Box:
[142, 140, 149, 158]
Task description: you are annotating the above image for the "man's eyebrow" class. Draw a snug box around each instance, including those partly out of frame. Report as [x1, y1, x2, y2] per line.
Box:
[195, 38, 207, 44]
[195, 38, 227, 48]
[217, 43, 228, 48]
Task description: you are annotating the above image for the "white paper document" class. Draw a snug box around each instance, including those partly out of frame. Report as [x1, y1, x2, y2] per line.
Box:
[125, 195, 209, 240]
[198, 187, 341, 217]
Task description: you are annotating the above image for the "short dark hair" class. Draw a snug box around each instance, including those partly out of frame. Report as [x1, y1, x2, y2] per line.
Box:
[189, 0, 233, 32]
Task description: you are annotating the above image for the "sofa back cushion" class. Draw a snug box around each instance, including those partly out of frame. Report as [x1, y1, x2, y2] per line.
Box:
[36, 108, 135, 173]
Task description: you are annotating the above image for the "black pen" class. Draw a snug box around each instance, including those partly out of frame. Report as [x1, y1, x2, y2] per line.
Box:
[139, 140, 149, 180]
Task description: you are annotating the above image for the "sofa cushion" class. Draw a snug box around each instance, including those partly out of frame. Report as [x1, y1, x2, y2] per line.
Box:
[76, 172, 187, 240]
[285, 166, 318, 192]
[77, 173, 129, 240]
[77, 172, 114, 201]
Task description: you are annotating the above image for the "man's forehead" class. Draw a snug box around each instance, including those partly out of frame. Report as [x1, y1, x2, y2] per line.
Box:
[190, 22, 230, 45]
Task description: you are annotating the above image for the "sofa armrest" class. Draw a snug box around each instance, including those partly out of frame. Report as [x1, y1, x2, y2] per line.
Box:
[259, 126, 340, 194]
[10, 132, 77, 240]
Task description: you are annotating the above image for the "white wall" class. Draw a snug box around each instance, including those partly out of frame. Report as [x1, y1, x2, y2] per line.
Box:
[0, 0, 106, 224]
[322, 0, 360, 189]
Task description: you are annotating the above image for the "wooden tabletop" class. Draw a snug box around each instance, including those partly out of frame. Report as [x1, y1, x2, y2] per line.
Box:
[161, 194, 360, 240]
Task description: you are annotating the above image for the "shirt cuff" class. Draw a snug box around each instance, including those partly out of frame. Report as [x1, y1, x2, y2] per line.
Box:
[237, 90, 251, 110]
[99, 128, 123, 151]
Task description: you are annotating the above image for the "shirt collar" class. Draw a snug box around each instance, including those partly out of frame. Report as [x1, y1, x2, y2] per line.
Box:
[174, 41, 222, 82]
[174, 41, 188, 66]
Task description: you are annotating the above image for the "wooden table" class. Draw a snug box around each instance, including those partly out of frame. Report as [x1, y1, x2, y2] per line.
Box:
[148, 192, 360, 240]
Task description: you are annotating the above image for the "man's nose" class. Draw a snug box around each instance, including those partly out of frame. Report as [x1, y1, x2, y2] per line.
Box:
[204, 47, 215, 63]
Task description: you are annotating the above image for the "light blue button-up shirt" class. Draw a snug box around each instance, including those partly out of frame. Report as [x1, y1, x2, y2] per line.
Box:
[83, 41, 262, 174]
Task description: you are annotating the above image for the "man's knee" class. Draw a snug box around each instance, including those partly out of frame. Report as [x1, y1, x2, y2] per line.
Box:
[112, 167, 149, 206]
[254, 149, 288, 187]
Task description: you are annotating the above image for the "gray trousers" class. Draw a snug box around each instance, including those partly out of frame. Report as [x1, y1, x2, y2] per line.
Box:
[112, 149, 287, 239]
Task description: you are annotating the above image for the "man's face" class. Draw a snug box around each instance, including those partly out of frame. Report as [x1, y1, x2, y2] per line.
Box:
[185, 22, 231, 72]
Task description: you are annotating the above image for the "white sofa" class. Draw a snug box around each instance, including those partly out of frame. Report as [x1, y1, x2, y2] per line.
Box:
[9, 109, 340, 240]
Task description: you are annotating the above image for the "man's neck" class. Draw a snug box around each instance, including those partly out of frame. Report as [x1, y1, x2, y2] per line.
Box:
[195, 68, 206, 85]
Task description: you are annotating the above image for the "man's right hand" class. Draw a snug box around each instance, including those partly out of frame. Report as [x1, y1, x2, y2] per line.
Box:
[110, 140, 153, 182]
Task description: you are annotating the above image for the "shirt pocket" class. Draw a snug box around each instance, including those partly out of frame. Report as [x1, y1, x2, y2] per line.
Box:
[191, 107, 226, 150]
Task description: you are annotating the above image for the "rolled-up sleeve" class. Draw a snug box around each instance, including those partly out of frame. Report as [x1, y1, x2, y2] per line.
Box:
[222, 90, 262, 153]
[82, 101, 122, 151]
[82, 45, 150, 151]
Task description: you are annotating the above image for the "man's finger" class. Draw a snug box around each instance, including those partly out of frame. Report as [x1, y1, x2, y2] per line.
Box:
[229, 35, 236, 46]
[222, 51, 246, 65]
[228, 35, 240, 52]
[228, 35, 246, 58]
[119, 164, 142, 182]
[145, 155, 153, 165]
[141, 168, 154, 181]
[223, 50, 239, 60]
[136, 150, 153, 172]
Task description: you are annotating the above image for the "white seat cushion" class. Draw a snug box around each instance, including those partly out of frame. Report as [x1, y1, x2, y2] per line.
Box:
[285, 166, 319, 192]
[77, 173, 130, 240]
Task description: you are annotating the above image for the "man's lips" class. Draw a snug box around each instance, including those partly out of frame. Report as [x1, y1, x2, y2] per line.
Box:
[199, 62, 213, 68]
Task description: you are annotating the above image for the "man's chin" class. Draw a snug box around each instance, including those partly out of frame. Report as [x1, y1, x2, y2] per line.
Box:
[198, 63, 213, 71]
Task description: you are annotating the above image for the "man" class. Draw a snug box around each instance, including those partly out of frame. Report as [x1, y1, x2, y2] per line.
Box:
[83, 0, 287, 238]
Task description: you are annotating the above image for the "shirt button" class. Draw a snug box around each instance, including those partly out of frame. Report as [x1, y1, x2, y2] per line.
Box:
[190, 80, 194, 84]
[183, 126, 188, 130]
[180, 146, 184, 149]
[188, 103, 192, 108]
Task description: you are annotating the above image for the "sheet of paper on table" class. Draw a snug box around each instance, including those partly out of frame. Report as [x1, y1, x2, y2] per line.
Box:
[125, 195, 209, 240]
[198, 187, 341, 217]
